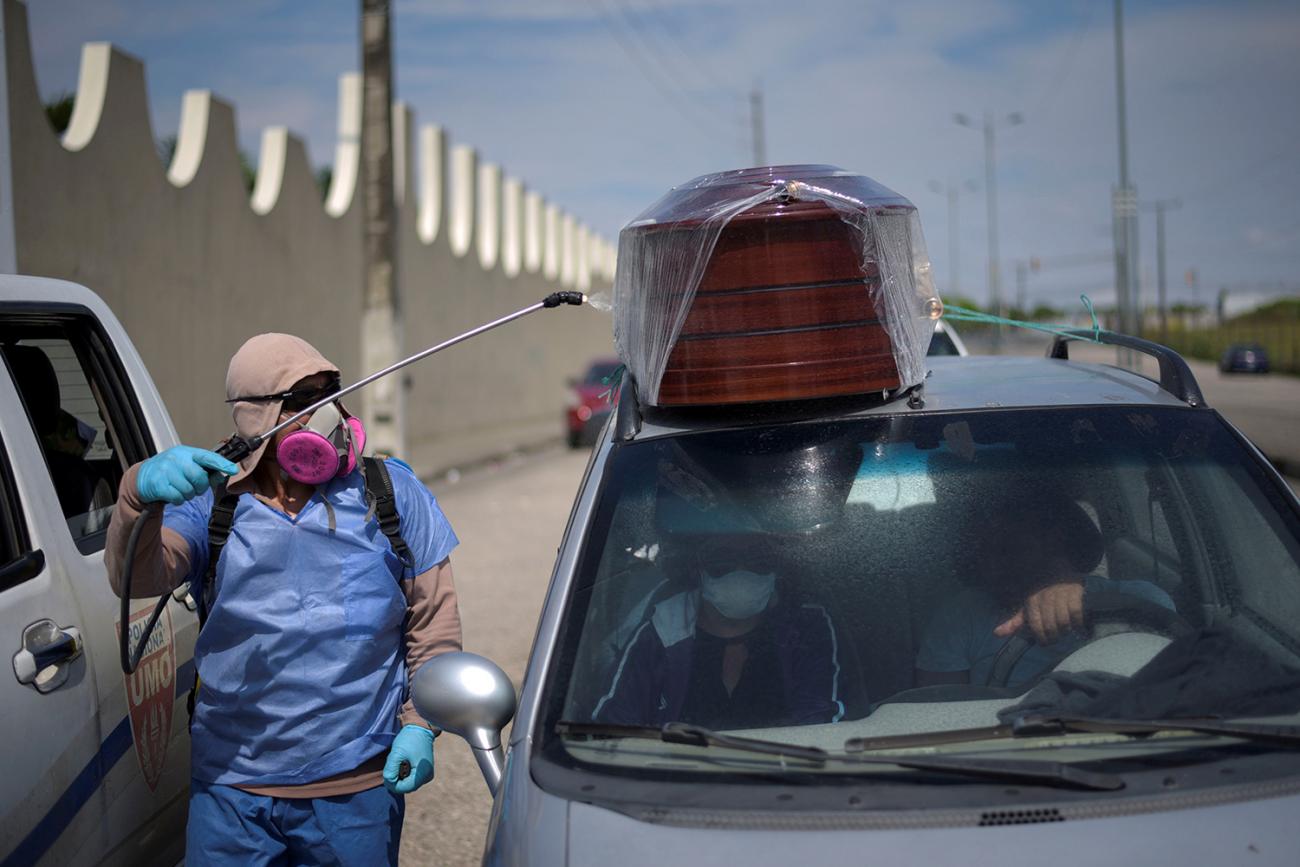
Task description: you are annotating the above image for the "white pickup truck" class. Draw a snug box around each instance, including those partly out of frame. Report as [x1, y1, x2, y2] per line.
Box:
[1, 276, 189, 866]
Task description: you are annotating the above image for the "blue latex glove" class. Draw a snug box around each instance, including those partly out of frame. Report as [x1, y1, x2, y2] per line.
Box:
[136, 445, 239, 505]
[383, 725, 435, 794]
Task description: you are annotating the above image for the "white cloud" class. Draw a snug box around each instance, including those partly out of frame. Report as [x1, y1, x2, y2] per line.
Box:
[20, 0, 1300, 308]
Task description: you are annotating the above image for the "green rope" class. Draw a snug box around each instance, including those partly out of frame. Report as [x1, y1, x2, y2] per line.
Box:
[942, 294, 1104, 344]
[592, 297, 1100, 401]
[598, 363, 627, 403]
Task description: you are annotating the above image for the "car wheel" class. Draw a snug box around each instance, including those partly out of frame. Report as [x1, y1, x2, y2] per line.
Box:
[566, 430, 581, 449]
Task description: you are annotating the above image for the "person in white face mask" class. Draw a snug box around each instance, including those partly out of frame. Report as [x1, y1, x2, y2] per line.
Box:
[593, 534, 846, 729]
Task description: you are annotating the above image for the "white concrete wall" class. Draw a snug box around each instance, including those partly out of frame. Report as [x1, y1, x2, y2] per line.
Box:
[0, 0, 616, 473]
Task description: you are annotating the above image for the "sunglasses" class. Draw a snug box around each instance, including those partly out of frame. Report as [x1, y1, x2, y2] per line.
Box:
[228, 376, 341, 413]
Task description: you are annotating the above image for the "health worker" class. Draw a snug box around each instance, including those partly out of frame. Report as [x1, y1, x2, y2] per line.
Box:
[106, 333, 462, 866]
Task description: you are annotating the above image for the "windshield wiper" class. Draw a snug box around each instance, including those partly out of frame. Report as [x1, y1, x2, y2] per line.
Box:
[557, 721, 1123, 791]
[1009, 713, 1300, 747]
[556, 721, 829, 763]
[845, 715, 1300, 755]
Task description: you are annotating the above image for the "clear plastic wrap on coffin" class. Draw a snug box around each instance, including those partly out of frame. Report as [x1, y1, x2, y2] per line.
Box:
[612, 165, 941, 407]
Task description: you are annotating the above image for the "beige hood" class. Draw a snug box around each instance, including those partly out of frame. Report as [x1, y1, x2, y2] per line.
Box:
[224, 333, 340, 494]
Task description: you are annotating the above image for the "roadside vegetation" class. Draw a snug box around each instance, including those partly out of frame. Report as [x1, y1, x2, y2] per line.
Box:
[1162, 298, 1300, 375]
[941, 294, 1300, 375]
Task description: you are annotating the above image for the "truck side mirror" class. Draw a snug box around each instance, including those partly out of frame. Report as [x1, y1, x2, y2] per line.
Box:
[412, 651, 517, 795]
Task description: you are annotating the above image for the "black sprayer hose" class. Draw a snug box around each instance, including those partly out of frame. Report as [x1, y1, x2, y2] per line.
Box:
[118, 437, 254, 674]
[119, 503, 168, 674]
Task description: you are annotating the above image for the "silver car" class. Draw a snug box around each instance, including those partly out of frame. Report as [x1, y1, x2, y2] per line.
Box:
[419, 332, 1300, 865]
[928, 320, 969, 356]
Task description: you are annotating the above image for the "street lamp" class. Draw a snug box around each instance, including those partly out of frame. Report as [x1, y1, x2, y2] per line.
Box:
[954, 110, 1023, 351]
[1112, 0, 1140, 366]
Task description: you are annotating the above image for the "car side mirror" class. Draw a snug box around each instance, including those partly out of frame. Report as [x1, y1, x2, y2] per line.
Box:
[412, 651, 517, 795]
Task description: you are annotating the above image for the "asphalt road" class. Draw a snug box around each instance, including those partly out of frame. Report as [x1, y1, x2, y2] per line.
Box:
[1066, 342, 1300, 474]
[400, 447, 592, 866]
[974, 332, 1300, 480]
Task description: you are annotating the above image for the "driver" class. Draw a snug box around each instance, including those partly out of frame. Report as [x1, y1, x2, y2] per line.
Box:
[592, 532, 845, 729]
[915, 493, 1175, 689]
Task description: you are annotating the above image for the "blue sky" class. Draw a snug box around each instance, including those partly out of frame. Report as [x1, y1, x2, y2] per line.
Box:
[24, 0, 1300, 312]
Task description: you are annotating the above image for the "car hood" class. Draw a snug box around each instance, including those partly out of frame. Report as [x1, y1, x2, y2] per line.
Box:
[562, 793, 1300, 866]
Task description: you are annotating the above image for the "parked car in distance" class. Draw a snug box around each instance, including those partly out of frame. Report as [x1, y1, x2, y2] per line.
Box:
[566, 357, 621, 448]
[928, 320, 968, 356]
[1220, 342, 1270, 374]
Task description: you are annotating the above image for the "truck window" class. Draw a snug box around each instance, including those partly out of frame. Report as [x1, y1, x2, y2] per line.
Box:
[0, 431, 38, 592]
[0, 313, 153, 555]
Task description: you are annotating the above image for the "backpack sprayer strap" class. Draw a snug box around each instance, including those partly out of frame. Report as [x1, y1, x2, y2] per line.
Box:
[201, 481, 240, 628]
[188, 481, 237, 726]
[362, 456, 416, 574]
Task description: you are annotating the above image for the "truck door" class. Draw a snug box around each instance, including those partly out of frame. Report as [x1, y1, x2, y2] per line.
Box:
[0, 369, 102, 867]
[0, 305, 188, 867]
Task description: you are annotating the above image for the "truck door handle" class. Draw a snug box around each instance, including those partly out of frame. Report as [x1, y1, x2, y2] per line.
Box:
[13, 619, 83, 693]
[0, 549, 45, 590]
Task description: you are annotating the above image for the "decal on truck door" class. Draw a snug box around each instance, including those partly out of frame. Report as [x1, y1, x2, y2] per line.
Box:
[117, 605, 175, 792]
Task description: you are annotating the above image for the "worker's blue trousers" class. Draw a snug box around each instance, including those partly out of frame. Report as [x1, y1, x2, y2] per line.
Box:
[186, 779, 404, 866]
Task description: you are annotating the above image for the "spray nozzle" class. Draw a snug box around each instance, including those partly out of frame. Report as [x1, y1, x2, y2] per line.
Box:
[543, 291, 586, 308]
[216, 435, 258, 464]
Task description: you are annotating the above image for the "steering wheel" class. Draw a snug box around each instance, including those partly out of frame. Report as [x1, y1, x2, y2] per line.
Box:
[985, 589, 1195, 688]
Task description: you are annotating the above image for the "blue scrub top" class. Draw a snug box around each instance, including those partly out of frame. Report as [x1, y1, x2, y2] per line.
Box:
[164, 459, 458, 786]
[916, 575, 1175, 689]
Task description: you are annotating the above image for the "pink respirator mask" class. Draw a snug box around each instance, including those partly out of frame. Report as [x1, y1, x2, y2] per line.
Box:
[275, 401, 366, 485]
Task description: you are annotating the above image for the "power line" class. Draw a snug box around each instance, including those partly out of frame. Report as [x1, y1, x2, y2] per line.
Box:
[596, 0, 738, 141]
[624, 0, 727, 97]
[611, 0, 709, 98]
[638, 0, 748, 117]
[634, 0, 748, 147]
[606, 0, 750, 156]
[1182, 146, 1300, 203]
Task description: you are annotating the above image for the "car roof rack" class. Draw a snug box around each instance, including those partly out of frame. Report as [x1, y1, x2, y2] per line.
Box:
[1047, 329, 1207, 408]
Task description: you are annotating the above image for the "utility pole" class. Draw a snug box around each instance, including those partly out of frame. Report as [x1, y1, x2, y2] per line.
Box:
[361, 0, 403, 454]
[1185, 267, 1200, 307]
[1143, 198, 1182, 343]
[1112, 0, 1140, 362]
[955, 111, 1022, 351]
[928, 179, 971, 298]
[749, 86, 766, 167]
[1015, 260, 1028, 315]
[1012, 257, 1044, 316]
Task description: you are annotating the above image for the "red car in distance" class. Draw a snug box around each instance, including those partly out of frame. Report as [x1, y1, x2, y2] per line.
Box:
[566, 357, 621, 448]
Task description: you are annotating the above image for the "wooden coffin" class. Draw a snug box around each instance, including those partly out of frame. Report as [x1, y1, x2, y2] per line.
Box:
[654, 196, 903, 407]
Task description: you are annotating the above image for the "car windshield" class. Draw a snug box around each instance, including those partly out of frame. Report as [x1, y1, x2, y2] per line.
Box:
[544, 405, 1300, 778]
[928, 328, 960, 356]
